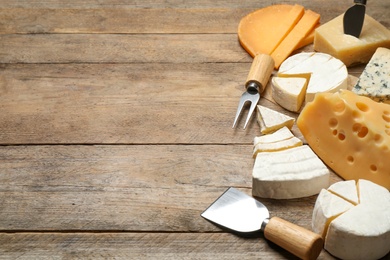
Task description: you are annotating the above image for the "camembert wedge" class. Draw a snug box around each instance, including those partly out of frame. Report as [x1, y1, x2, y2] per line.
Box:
[272, 76, 308, 112]
[256, 105, 295, 134]
[252, 145, 330, 199]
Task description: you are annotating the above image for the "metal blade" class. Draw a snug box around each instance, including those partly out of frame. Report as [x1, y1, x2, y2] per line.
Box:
[201, 187, 269, 233]
[343, 4, 366, 38]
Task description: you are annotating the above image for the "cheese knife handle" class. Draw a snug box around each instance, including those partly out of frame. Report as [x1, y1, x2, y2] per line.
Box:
[245, 54, 274, 94]
[263, 217, 324, 260]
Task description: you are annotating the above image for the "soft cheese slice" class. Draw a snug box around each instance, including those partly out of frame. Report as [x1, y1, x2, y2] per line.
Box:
[253, 126, 294, 146]
[271, 9, 320, 69]
[353, 47, 390, 103]
[297, 89, 390, 189]
[278, 52, 348, 103]
[238, 5, 306, 57]
[312, 189, 354, 238]
[358, 179, 390, 205]
[328, 180, 359, 205]
[314, 14, 390, 67]
[272, 76, 308, 112]
[325, 203, 390, 260]
[252, 136, 302, 158]
[256, 105, 295, 134]
[252, 145, 330, 199]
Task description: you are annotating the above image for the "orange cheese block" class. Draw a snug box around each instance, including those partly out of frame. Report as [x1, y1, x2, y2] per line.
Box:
[238, 5, 309, 57]
[271, 10, 320, 69]
[297, 90, 390, 190]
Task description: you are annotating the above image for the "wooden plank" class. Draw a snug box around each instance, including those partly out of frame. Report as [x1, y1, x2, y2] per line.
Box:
[0, 145, 342, 231]
[0, 232, 337, 259]
[0, 34, 248, 64]
[0, 8, 250, 34]
[0, 63, 293, 144]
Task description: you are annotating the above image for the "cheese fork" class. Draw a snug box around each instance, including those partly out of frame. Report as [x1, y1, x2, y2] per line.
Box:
[232, 54, 274, 129]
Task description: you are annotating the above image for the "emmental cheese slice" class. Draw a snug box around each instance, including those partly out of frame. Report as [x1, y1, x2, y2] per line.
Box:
[278, 52, 348, 103]
[271, 76, 308, 112]
[256, 105, 295, 134]
[252, 145, 330, 199]
[313, 180, 390, 260]
[353, 47, 390, 103]
[314, 14, 390, 67]
[297, 89, 390, 189]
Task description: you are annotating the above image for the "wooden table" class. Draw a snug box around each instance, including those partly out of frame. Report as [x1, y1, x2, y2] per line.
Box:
[0, 1, 388, 259]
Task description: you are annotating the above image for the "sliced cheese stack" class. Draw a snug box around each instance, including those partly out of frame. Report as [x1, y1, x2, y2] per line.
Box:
[313, 179, 390, 260]
[238, 4, 320, 69]
[256, 105, 295, 134]
[277, 52, 348, 104]
[353, 47, 390, 104]
[252, 126, 302, 158]
[297, 89, 390, 190]
[314, 14, 390, 67]
[271, 76, 308, 112]
[252, 145, 330, 199]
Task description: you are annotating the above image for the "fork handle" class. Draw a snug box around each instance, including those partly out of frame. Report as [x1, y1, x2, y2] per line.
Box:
[245, 54, 275, 93]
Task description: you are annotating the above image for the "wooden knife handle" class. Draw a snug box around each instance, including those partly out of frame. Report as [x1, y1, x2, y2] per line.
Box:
[245, 54, 274, 93]
[263, 217, 324, 260]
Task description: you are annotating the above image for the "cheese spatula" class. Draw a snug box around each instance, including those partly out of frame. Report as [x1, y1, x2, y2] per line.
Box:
[201, 187, 323, 260]
[343, 0, 366, 38]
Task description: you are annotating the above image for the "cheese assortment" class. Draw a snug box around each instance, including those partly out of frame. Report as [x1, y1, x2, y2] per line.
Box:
[256, 105, 295, 134]
[314, 14, 390, 67]
[271, 76, 308, 112]
[278, 52, 348, 104]
[312, 180, 390, 259]
[353, 47, 390, 103]
[297, 89, 390, 190]
[252, 145, 330, 199]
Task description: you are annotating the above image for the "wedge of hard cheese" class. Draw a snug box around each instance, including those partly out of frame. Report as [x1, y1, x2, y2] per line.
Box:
[256, 105, 295, 134]
[314, 14, 390, 67]
[252, 145, 330, 199]
[353, 47, 390, 103]
[278, 52, 348, 104]
[297, 89, 390, 189]
[313, 180, 390, 260]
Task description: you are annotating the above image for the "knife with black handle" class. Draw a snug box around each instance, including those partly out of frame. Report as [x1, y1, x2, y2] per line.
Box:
[343, 0, 367, 38]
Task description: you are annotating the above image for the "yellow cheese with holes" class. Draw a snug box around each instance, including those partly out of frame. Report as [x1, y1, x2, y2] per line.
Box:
[297, 89, 390, 189]
[238, 4, 316, 58]
[314, 14, 390, 67]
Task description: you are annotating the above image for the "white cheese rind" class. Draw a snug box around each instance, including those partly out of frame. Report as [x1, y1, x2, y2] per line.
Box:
[353, 47, 390, 104]
[328, 180, 359, 205]
[272, 76, 308, 112]
[325, 203, 390, 260]
[312, 189, 354, 238]
[256, 105, 295, 134]
[312, 180, 390, 260]
[252, 145, 330, 199]
[278, 52, 348, 103]
[253, 126, 294, 146]
[252, 136, 302, 158]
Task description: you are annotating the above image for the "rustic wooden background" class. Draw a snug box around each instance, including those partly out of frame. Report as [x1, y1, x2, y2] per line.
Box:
[0, 0, 389, 259]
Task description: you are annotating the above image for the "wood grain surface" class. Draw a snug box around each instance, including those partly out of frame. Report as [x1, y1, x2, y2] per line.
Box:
[0, 0, 389, 259]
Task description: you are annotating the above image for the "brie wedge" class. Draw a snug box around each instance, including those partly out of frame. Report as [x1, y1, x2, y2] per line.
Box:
[256, 105, 295, 134]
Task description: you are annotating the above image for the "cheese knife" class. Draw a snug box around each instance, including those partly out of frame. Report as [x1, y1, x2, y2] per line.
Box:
[201, 187, 324, 260]
[343, 0, 367, 38]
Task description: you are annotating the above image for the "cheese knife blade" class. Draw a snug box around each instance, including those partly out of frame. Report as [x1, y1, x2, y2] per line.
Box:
[343, 0, 366, 38]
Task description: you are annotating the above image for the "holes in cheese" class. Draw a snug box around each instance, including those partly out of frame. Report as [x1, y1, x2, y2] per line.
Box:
[297, 89, 390, 189]
[278, 52, 348, 104]
[314, 14, 390, 67]
[313, 180, 390, 260]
